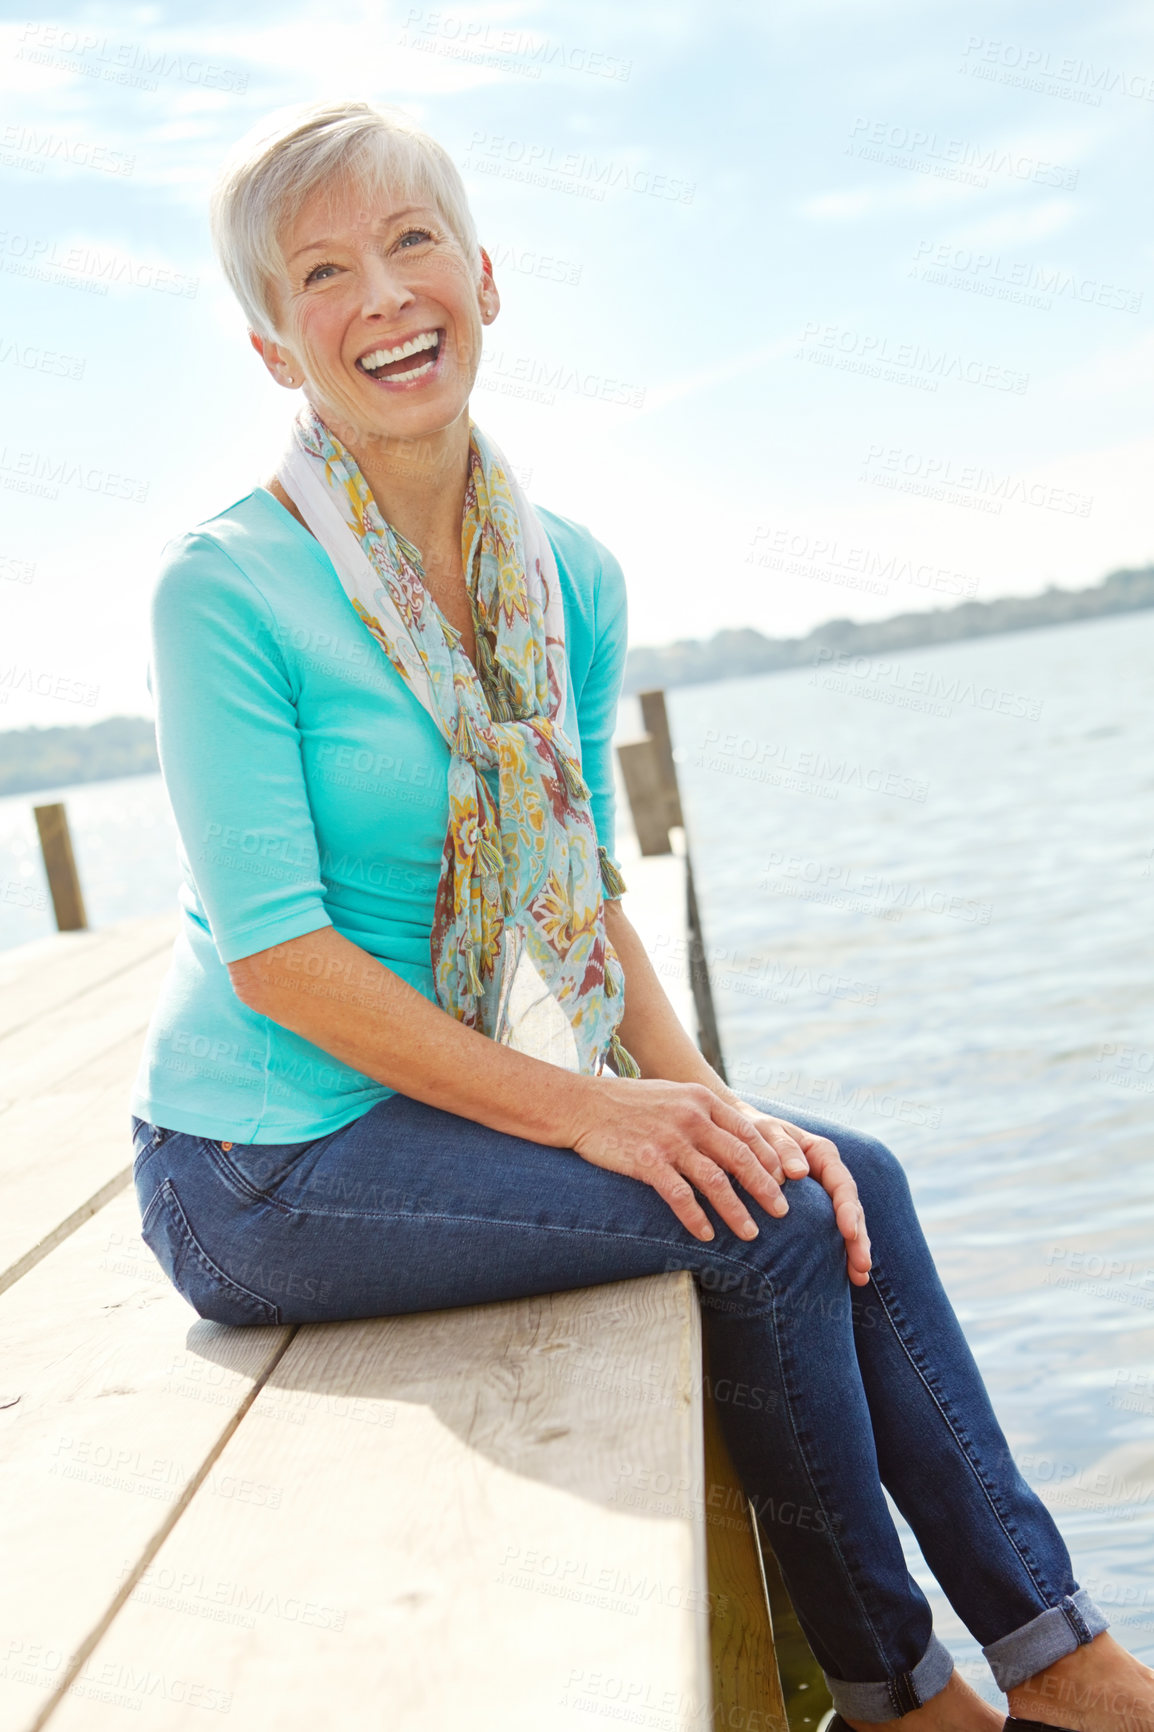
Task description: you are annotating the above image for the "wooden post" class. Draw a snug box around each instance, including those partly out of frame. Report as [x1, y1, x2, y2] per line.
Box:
[703, 1342, 789, 1732]
[33, 803, 88, 932]
[639, 688, 684, 829]
[618, 691, 728, 1079]
[617, 736, 672, 856]
[687, 855, 727, 1082]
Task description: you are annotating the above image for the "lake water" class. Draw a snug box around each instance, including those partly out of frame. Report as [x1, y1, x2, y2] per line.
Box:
[5, 608, 1153, 1693]
[621, 607, 1154, 1692]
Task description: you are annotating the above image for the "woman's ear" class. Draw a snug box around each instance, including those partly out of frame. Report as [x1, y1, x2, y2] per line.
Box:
[477, 247, 500, 326]
[249, 329, 301, 389]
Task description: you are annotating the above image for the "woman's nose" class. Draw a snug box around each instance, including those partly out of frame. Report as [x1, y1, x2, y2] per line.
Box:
[357, 248, 414, 320]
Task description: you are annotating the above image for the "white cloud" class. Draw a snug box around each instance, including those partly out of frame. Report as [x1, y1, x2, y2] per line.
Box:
[1049, 331, 1154, 394]
[932, 197, 1079, 249]
[800, 176, 988, 222]
[630, 337, 795, 417]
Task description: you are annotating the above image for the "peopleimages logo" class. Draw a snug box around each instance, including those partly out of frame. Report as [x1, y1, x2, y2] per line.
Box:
[847, 115, 1080, 188]
[746, 526, 978, 601]
[16, 23, 248, 92]
[910, 240, 1142, 315]
[959, 35, 1154, 105]
[860, 444, 1094, 517]
[464, 129, 695, 203]
[0, 446, 148, 503]
[0, 232, 198, 299]
[810, 647, 1044, 721]
[695, 727, 930, 804]
[795, 321, 1029, 395]
[399, 8, 632, 81]
[0, 122, 134, 177]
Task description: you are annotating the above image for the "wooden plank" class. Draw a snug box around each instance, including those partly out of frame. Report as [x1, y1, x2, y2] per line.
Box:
[0, 943, 173, 1109]
[703, 1380, 788, 1732]
[33, 803, 88, 932]
[0, 1187, 294, 1732]
[618, 838, 696, 1039]
[43, 1273, 714, 1732]
[0, 1030, 150, 1295]
[0, 914, 176, 1043]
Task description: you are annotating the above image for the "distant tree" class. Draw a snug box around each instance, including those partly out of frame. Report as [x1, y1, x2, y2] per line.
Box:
[622, 563, 1154, 694]
[0, 716, 158, 797]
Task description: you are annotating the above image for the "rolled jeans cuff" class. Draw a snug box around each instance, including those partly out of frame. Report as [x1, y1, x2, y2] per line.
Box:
[983, 1588, 1110, 1692]
[823, 1631, 955, 1720]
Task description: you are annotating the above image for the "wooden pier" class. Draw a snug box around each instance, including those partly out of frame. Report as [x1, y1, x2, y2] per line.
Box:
[0, 769, 787, 1730]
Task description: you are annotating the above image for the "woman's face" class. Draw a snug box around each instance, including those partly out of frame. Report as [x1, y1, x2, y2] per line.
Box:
[260, 174, 496, 445]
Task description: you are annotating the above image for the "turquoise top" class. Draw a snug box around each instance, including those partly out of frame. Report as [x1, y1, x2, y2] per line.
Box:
[129, 485, 630, 1143]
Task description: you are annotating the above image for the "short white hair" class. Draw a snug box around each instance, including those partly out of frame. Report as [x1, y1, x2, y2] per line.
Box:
[209, 98, 480, 341]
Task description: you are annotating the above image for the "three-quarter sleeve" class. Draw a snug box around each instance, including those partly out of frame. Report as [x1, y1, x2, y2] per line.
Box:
[149, 530, 333, 965]
[577, 536, 630, 889]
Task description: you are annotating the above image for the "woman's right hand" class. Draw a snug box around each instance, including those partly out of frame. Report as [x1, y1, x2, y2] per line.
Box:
[568, 1076, 805, 1242]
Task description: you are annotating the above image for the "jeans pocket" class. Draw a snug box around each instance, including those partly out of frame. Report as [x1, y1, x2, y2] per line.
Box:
[141, 1178, 282, 1327]
[131, 1117, 172, 1177]
[208, 1132, 329, 1202]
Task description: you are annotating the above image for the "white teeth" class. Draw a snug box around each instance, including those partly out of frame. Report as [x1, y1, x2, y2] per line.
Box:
[360, 330, 439, 370]
[382, 356, 437, 382]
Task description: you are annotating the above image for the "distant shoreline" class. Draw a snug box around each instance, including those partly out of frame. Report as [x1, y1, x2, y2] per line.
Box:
[622, 561, 1154, 695]
[2, 564, 1151, 796]
[0, 716, 160, 800]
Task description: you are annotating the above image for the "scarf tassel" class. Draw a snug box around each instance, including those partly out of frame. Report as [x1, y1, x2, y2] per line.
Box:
[558, 752, 589, 804]
[476, 834, 505, 881]
[609, 1030, 641, 1079]
[598, 846, 628, 900]
[474, 627, 521, 723]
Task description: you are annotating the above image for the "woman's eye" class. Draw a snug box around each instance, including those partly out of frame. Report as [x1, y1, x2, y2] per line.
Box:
[301, 230, 434, 285]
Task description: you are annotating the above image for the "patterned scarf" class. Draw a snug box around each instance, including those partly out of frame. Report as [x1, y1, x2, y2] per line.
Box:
[276, 404, 640, 1080]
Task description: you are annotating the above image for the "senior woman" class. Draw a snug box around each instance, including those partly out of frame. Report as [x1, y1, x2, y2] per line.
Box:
[130, 99, 1150, 1732]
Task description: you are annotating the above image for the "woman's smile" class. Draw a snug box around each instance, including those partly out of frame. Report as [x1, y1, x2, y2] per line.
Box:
[354, 324, 446, 389]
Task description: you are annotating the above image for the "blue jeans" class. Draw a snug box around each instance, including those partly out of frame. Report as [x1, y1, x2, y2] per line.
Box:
[130, 1090, 1107, 1718]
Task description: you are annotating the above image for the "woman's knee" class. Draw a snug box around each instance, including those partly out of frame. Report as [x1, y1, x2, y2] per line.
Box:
[693, 1174, 843, 1314]
[832, 1129, 911, 1209]
[738, 1093, 910, 1199]
[752, 1172, 844, 1279]
[780, 1169, 840, 1228]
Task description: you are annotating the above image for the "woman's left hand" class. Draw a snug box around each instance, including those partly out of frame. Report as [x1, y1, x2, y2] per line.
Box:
[730, 1100, 873, 1286]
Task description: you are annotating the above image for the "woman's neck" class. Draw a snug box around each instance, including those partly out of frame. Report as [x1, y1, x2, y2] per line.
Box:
[264, 398, 479, 663]
[333, 401, 473, 561]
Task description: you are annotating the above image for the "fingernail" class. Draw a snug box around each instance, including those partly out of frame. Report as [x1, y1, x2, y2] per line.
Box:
[772, 1197, 789, 1217]
[701, 1225, 715, 1241]
[785, 1158, 807, 1175]
[741, 1220, 759, 1239]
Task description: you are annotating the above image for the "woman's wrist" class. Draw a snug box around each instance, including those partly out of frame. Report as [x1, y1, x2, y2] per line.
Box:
[703, 1079, 759, 1115]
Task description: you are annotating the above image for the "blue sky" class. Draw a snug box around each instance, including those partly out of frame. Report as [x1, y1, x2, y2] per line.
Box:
[2, 0, 1153, 728]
